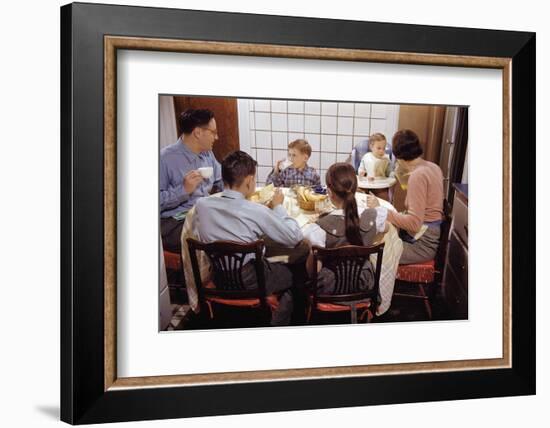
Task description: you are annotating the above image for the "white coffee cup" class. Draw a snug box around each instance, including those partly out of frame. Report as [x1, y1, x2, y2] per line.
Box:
[198, 166, 213, 179]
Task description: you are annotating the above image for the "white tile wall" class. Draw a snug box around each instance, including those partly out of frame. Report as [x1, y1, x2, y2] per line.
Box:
[354, 103, 371, 117]
[305, 115, 321, 133]
[249, 131, 256, 147]
[255, 130, 271, 148]
[256, 148, 272, 166]
[288, 114, 304, 132]
[354, 136, 369, 146]
[309, 152, 321, 170]
[337, 153, 350, 162]
[257, 166, 272, 182]
[271, 100, 287, 113]
[354, 117, 370, 135]
[321, 134, 337, 152]
[255, 112, 271, 130]
[337, 136, 354, 154]
[337, 116, 354, 135]
[288, 132, 305, 141]
[273, 149, 287, 163]
[288, 101, 304, 114]
[321, 116, 337, 134]
[245, 99, 399, 185]
[321, 152, 337, 169]
[305, 133, 321, 151]
[271, 113, 287, 132]
[322, 102, 338, 115]
[254, 99, 270, 111]
[370, 118, 387, 134]
[304, 101, 321, 115]
[371, 103, 388, 119]
[338, 102, 355, 116]
[272, 132, 288, 149]
[319, 170, 327, 185]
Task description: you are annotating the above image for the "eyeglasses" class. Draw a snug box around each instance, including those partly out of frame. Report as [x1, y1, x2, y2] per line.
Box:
[200, 127, 218, 137]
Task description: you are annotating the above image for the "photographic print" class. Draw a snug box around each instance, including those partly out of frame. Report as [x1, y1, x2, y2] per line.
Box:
[61, 3, 534, 423]
[159, 95, 469, 331]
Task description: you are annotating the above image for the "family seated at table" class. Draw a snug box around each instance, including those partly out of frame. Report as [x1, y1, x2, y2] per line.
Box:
[194, 151, 387, 325]
[161, 108, 444, 324]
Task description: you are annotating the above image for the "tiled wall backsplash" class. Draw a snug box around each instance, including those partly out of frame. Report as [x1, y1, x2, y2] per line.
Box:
[238, 99, 399, 185]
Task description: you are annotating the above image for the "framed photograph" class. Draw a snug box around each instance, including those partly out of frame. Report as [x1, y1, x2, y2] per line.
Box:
[61, 2, 535, 424]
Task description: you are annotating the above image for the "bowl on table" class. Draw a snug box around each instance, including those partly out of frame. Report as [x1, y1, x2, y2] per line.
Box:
[295, 185, 327, 212]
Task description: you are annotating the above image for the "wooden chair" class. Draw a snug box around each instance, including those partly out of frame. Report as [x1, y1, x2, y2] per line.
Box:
[307, 243, 385, 324]
[163, 250, 184, 282]
[163, 250, 187, 303]
[186, 238, 278, 324]
[394, 210, 451, 320]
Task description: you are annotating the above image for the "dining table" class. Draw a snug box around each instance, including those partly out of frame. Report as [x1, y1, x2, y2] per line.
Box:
[180, 187, 403, 316]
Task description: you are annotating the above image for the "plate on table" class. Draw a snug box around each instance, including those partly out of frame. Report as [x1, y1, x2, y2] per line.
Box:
[357, 176, 396, 189]
[249, 184, 275, 204]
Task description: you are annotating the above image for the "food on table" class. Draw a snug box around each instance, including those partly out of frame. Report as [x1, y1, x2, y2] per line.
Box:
[248, 183, 275, 204]
[295, 185, 327, 211]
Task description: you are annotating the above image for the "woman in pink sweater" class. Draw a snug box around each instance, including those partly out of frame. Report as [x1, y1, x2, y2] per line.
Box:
[368, 129, 444, 264]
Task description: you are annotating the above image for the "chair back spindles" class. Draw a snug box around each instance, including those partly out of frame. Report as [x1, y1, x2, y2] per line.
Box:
[186, 238, 269, 313]
[310, 243, 385, 321]
[210, 252, 248, 291]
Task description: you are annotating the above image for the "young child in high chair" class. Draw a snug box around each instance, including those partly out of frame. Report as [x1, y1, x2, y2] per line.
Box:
[266, 139, 321, 187]
[358, 133, 393, 181]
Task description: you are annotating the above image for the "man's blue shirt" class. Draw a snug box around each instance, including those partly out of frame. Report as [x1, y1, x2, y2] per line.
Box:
[160, 137, 223, 218]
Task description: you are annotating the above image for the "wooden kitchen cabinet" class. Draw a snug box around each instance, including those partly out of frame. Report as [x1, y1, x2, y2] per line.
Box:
[442, 184, 468, 319]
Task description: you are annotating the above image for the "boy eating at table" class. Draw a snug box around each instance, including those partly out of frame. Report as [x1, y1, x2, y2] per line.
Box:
[267, 139, 321, 187]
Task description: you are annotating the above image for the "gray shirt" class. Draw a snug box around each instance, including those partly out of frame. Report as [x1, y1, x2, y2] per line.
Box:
[160, 137, 223, 218]
[194, 189, 303, 249]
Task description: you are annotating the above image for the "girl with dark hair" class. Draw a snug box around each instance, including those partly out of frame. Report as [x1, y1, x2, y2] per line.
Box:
[302, 163, 389, 293]
[367, 129, 444, 264]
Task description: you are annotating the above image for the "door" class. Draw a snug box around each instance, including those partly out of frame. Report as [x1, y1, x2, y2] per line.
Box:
[173, 96, 240, 162]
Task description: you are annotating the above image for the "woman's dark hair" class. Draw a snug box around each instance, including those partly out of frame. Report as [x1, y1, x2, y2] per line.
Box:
[221, 151, 257, 187]
[178, 109, 215, 134]
[325, 163, 362, 246]
[392, 129, 423, 161]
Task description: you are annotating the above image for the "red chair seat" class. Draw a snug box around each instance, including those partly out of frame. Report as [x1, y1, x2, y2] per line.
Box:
[315, 301, 371, 312]
[396, 259, 435, 283]
[164, 250, 182, 271]
[204, 281, 279, 310]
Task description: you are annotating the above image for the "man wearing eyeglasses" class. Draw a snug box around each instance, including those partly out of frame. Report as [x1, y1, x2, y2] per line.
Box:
[160, 108, 223, 253]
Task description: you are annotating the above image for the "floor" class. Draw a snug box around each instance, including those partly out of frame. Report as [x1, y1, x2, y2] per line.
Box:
[165, 278, 463, 331]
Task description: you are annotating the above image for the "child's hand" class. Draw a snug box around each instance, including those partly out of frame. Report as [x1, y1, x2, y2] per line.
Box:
[274, 159, 284, 173]
[367, 176, 375, 182]
[366, 194, 380, 208]
[359, 170, 366, 177]
[270, 188, 284, 208]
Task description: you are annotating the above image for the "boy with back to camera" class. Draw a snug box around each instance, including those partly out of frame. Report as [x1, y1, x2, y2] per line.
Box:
[194, 151, 304, 326]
